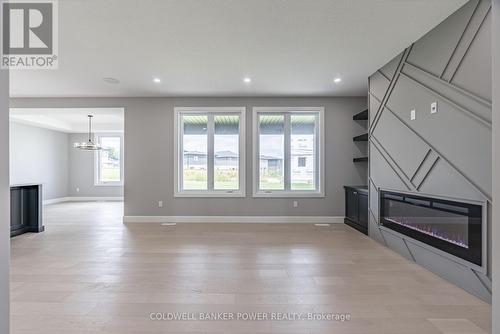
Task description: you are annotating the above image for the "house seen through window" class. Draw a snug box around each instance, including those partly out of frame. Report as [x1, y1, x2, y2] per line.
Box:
[254, 107, 324, 196]
[175, 108, 246, 196]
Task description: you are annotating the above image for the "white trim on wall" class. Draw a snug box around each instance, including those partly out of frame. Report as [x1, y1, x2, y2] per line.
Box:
[43, 196, 124, 205]
[94, 133, 124, 187]
[123, 215, 344, 224]
[174, 107, 246, 197]
[252, 107, 325, 198]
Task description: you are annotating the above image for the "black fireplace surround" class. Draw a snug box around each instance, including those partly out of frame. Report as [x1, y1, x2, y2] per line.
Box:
[380, 191, 483, 267]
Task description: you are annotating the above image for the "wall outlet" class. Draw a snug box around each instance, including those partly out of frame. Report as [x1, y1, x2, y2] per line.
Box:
[76, 187, 80, 193]
[293, 201, 298, 208]
[158, 200, 163, 208]
[431, 101, 438, 114]
[410, 109, 416, 120]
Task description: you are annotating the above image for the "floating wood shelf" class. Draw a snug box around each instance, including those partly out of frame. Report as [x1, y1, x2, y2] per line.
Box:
[353, 109, 368, 121]
[353, 157, 368, 163]
[353, 133, 368, 142]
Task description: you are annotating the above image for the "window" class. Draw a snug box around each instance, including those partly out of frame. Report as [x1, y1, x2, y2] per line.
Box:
[95, 135, 123, 186]
[174, 107, 246, 197]
[253, 107, 324, 197]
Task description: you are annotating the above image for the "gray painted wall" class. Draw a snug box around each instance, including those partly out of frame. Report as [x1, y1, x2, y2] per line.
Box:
[69, 133, 124, 197]
[492, 0, 499, 330]
[0, 3, 9, 331]
[125, 97, 366, 217]
[368, 0, 492, 302]
[9, 123, 124, 200]
[10, 97, 367, 217]
[10, 122, 69, 200]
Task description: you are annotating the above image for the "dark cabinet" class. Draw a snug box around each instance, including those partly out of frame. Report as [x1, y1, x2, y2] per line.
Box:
[344, 186, 368, 235]
[346, 189, 358, 222]
[10, 184, 44, 237]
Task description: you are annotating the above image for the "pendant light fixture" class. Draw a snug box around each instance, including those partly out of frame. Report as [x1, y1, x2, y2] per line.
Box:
[74, 115, 102, 150]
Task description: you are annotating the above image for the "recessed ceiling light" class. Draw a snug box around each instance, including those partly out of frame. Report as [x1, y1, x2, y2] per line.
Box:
[334, 77, 342, 84]
[103, 77, 119, 84]
[153, 78, 161, 83]
[243, 77, 251, 84]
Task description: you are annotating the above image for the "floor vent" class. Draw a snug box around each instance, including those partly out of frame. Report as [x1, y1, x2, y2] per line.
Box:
[161, 223, 177, 226]
[314, 223, 331, 227]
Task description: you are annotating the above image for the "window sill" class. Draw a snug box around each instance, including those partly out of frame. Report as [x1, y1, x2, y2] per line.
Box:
[94, 183, 123, 187]
[174, 191, 246, 198]
[252, 191, 325, 198]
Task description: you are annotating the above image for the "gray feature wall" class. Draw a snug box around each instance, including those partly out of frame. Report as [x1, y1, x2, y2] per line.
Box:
[10, 122, 69, 200]
[368, 0, 492, 302]
[69, 133, 124, 197]
[10, 97, 367, 217]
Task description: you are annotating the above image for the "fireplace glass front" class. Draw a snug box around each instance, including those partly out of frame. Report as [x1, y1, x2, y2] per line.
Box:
[380, 191, 483, 266]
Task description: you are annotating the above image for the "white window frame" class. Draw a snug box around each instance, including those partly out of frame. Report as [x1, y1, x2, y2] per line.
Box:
[252, 107, 325, 197]
[174, 107, 246, 197]
[94, 134, 124, 186]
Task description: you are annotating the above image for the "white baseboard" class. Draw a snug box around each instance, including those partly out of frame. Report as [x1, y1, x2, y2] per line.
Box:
[123, 215, 344, 224]
[44, 196, 124, 205]
[43, 197, 68, 205]
[68, 196, 124, 202]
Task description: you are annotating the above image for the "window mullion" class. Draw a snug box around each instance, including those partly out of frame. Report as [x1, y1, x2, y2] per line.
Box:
[95, 139, 101, 184]
[256, 113, 261, 193]
[315, 114, 320, 191]
[207, 113, 215, 191]
[120, 136, 123, 184]
[238, 114, 243, 192]
[284, 113, 291, 191]
[179, 116, 185, 191]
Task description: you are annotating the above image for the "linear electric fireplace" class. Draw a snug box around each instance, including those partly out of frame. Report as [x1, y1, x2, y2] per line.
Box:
[380, 191, 483, 267]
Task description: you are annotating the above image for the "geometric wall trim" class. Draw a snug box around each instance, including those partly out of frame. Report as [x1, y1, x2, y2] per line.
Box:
[369, 140, 413, 192]
[368, 0, 492, 302]
[383, 227, 492, 303]
[380, 228, 415, 261]
[369, 71, 391, 102]
[373, 108, 431, 180]
[379, 52, 403, 80]
[410, 150, 439, 190]
[387, 73, 492, 199]
[369, 95, 381, 126]
[401, 63, 492, 124]
[419, 159, 486, 202]
[406, 0, 480, 78]
[446, 1, 492, 102]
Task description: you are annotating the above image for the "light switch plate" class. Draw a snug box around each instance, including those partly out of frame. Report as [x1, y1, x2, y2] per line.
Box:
[431, 102, 438, 114]
[410, 109, 416, 120]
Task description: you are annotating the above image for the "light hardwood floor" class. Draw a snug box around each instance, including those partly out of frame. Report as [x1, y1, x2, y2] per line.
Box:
[10, 202, 491, 333]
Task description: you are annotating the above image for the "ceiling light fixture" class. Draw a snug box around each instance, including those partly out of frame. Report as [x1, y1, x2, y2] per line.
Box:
[243, 77, 251, 84]
[73, 115, 101, 151]
[334, 77, 342, 84]
[103, 77, 119, 84]
[153, 78, 161, 83]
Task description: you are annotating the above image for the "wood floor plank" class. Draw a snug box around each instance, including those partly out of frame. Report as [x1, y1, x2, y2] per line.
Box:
[10, 202, 492, 333]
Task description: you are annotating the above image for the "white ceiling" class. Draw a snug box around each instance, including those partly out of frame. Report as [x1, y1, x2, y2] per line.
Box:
[9, 0, 467, 98]
[10, 108, 124, 133]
